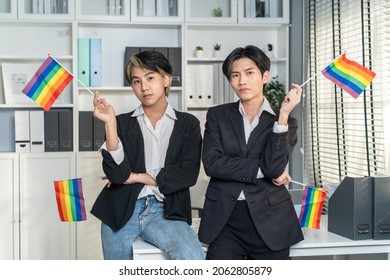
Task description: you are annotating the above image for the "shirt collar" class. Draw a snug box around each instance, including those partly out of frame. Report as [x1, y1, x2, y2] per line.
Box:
[131, 103, 177, 120]
[238, 97, 276, 117]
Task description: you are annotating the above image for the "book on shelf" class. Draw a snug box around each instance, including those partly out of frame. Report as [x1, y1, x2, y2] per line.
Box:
[30, 111, 45, 153]
[14, 111, 31, 153]
[78, 37, 102, 87]
[31, 0, 68, 14]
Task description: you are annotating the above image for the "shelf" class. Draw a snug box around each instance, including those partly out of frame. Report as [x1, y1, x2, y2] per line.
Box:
[79, 86, 182, 92]
[0, 104, 73, 109]
[187, 57, 225, 62]
[0, 55, 73, 61]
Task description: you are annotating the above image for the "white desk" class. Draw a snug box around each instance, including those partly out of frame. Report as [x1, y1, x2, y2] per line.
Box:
[133, 216, 390, 260]
[290, 216, 390, 259]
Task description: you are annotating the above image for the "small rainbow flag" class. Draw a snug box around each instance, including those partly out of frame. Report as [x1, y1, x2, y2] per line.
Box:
[298, 186, 327, 229]
[22, 56, 73, 111]
[54, 178, 87, 222]
[321, 53, 376, 99]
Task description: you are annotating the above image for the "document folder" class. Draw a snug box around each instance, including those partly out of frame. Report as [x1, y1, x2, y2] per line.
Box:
[372, 176, 390, 240]
[124, 47, 140, 86]
[15, 110, 30, 153]
[29, 110, 45, 153]
[79, 111, 93, 151]
[44, 110, 59, 152]
[93, 118, 105, 151]
[90, 38, 102, 87]
[328, 176, 372, 240]
[78, 38, 90, 86]
[168, 47, 181, 87]
[58, 110, 73, 151]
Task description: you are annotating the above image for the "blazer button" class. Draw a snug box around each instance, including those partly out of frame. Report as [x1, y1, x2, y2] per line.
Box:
[231, 197, 235, 202]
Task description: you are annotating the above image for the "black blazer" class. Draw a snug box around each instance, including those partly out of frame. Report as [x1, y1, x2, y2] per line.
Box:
[198, 102, 304, 251]
[91, 110, 202, 231]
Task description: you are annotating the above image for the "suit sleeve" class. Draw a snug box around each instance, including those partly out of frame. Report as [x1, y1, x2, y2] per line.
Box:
[101, 116, 133, 185]
[202, 107, 260, 184]
[260, 116, 298, 179]
[156, 116, 202, 195]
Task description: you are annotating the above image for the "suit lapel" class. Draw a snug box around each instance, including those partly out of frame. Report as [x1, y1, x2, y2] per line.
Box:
[246, 111, 276, 152]
[165, 117, 185, 165]
[227, 102, 247, 156]
[122, 116, 146, 171]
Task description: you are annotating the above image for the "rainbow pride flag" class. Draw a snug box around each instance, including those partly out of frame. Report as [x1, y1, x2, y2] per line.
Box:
[298, 186, 327, 229]
[22, 56, 73, 111]
[54, 178, 87, 222]
[321, 53, 376, 99]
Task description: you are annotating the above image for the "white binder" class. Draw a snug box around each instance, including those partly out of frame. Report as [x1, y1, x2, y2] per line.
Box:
[14, 111, 30, 153]
[29, 110, 45, 153]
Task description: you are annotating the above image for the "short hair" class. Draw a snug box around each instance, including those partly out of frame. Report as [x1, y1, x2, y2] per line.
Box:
[125, 50, 172, 96]
[222, 45, 271, 80]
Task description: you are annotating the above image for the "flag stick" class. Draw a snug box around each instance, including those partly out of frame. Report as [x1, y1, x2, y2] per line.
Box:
[299, 52, 346, 88]
[81, 176, 107, 181]
[48, 54, 95, 96]
[290, 180, 307, 187]
[299, 71, 321, 87]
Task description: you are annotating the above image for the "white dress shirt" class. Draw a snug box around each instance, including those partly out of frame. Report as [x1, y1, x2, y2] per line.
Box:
[237, 97, 288, 200]
[100, 104, 176, 201]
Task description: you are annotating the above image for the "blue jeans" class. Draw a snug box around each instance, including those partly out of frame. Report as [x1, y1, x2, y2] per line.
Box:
[101, 195, 205, 260]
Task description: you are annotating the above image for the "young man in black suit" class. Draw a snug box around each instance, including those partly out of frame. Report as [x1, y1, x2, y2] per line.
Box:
[91, 50, 204, 260]
[198, 45, 304, 260]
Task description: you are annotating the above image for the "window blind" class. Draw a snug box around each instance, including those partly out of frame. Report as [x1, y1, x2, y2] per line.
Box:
[302, 0, 387, 197]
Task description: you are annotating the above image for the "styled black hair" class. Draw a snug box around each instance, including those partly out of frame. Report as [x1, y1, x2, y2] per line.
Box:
[125, 50, 173, 95]
[222, 45, 271, 80]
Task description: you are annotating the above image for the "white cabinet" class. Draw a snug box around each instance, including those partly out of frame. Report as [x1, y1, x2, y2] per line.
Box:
[19, 153, 76, 260]
[75, 0, 130, 21]
[18, 0, 75, 20]
[185, 0, 289, 24]
[184, 23, 289, 110]
[0, 0, 17, 19]
[131, 0, 184, 22]
[183, 0, 289, 110]
[238, 0, 289, 24]
[75, 152, 104, 260]
[0, 154, 19, 260]
[185, 0, 237, 23]
[0, 21, 74, 111]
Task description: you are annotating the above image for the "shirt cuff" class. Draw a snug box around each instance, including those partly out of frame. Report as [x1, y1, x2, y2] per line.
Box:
[273, 121, 288, 133]
[99, 139, 124, 165]
[256, 167, 264, 179]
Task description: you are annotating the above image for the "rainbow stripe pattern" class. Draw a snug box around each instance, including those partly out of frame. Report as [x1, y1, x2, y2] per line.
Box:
[54, 178, 87, 222]
[298, 186, 327, 229]
[22, 56, 73, 111]
[321, 53, 376, 99]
